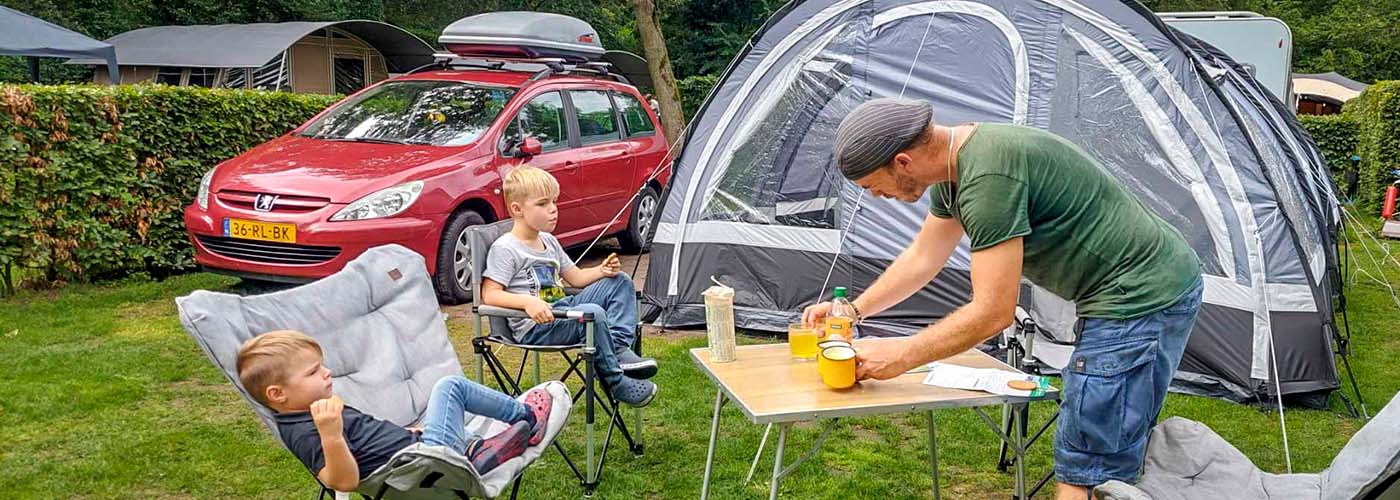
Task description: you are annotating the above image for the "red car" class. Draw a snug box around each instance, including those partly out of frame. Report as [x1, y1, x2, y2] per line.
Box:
[183, 66, 670, 303]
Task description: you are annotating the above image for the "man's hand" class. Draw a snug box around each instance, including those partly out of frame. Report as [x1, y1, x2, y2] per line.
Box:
[310, 395, 345, 436]
[524, 298, 555, 324]
[802, 301, 833, 327]
[599, 253, 621, 278]
[856, 339, 916, 381]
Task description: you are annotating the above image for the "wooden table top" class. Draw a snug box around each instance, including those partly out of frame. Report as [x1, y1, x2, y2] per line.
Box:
[690, 338, 1059, 424]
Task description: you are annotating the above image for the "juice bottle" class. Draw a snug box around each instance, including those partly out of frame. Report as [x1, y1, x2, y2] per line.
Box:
[825, 287, 858, 341]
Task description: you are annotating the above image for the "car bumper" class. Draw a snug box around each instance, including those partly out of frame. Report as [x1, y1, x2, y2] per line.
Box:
[183, 202, 444, 281]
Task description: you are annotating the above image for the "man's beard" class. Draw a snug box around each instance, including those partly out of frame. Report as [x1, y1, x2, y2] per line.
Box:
[894, 170, 926, 202]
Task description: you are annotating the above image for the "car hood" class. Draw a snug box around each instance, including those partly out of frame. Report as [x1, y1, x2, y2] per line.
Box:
[210, 135, 478, 203]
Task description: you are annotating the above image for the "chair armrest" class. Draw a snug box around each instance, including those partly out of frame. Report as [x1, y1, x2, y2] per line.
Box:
[475, 305, 593, 321]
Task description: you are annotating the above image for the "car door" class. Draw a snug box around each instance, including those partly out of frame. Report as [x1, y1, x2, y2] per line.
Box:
[498, 90, 588, 236]
[564, 88, 634, 238]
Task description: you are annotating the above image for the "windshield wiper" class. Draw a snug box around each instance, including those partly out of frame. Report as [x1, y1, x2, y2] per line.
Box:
[319, 136, 413, 145]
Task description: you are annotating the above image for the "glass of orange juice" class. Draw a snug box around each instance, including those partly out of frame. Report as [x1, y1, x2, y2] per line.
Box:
[788, 322, 819, 360]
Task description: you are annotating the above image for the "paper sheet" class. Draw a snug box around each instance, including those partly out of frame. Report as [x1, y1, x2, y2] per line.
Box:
[920, 362, 1049, 397]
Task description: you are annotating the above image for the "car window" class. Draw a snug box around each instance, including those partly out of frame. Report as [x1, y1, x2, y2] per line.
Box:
[501, 91, 569, 153]
[570, 90, 621, 145]
[613, 92, 655, 138]
[298, 80, 515, 146]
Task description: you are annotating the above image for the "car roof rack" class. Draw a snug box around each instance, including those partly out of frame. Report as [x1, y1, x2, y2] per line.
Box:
[408, 53, 634, 86]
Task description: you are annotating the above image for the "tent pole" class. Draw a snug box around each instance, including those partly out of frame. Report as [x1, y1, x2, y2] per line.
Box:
[27, 57, 40, 82]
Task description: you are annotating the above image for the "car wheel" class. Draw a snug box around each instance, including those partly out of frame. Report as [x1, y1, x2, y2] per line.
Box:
[617, 186, 659, 255]
[434, 209, 486, 304]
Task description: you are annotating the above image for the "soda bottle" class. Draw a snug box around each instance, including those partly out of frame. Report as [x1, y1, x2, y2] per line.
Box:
[825, 287, 858, 341]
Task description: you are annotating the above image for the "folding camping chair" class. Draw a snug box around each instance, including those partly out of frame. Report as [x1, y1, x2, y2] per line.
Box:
[175, 244, 573, 500]
[464, 220, 645, 496]
[1094, 392, 1400, 500]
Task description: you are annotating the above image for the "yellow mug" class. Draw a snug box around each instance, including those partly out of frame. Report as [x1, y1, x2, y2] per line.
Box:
[818, 345, 857, 389]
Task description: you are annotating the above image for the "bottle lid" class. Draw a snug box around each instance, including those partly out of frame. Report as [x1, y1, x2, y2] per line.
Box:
[833, 286, 847, 298]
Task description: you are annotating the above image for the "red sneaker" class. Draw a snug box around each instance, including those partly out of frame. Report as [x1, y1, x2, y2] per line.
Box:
[467, 421, 531, 474]
[522, 388, 554, 446]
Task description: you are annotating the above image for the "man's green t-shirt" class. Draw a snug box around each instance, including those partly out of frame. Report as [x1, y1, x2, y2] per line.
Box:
[928, 124, 1201, 319]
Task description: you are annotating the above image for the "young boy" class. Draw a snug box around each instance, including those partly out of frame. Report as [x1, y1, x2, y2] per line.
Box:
[481, 165, 658, 407]
[236, 330, 553, 492]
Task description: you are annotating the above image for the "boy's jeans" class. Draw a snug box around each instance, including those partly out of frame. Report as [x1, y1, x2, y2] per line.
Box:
[421, 375, 528, 454]
[515, 273, 639, 386]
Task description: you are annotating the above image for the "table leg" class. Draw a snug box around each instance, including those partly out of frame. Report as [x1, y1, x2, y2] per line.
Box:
[769, 424, 788, 500]
[928, 411, 940, 500]
[1014, 404, 1026, 499]
[701, 388, 725, 500]
[746, 423, 773, 484]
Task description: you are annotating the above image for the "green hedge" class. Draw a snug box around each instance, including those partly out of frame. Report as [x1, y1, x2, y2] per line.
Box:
[1341, 81, 1400, 214]
[0, 84, 336, 293]
[1298, 113, 1359, 201]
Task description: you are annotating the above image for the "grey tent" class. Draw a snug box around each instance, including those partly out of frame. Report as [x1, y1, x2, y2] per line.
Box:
[643, 0, 1347, 405]
[0, 5, 117, 83]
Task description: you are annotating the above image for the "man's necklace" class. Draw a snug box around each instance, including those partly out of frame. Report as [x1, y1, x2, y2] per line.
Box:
[942, 128, 958, 218]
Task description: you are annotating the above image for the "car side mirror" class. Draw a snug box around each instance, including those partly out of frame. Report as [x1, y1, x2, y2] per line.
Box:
[520, 137, 543, 157]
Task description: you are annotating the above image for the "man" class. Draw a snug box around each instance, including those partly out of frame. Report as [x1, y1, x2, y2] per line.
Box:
[803, 98, 1203, 499]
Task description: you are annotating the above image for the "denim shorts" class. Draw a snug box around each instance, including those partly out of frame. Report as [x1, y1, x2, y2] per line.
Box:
[1053, 279, 1203, 487]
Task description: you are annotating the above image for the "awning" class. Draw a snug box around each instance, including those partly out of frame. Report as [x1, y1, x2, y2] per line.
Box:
[67, 20, 434, 73]
[0, 5, 117, 83]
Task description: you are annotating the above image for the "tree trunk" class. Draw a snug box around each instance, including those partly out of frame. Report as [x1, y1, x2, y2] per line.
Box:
[631, 0, 685, 145]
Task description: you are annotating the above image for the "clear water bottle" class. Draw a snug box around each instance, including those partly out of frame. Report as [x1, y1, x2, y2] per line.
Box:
[825, 286, 859, 340]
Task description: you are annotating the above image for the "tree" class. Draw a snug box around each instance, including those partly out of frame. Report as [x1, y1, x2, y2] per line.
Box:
[631, 0, 684, 142]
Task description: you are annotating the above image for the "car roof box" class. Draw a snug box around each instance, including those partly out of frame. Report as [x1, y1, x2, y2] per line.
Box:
[439, 12, 605, 63]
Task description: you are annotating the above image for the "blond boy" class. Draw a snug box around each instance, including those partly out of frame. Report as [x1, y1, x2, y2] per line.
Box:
[480, 166, 657, 407]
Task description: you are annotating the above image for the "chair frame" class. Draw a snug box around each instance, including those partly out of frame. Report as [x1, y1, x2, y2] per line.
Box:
[465, 221, 644, 497]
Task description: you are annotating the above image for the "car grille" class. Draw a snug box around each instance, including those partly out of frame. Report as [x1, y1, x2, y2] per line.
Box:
[216, 190, 331, 213]
[195, 235, 341, 265]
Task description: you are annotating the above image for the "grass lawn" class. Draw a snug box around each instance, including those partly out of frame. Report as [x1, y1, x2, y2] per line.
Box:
[2, 224, 1399, 499]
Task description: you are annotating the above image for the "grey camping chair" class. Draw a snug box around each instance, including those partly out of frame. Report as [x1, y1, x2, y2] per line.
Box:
[1094, 392, 1400, 500]
[176, 244, 573, 500]
[464, 220, 645, 496]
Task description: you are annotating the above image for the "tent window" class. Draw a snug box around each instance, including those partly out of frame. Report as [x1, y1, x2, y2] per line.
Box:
[613, 91, 655, 138]
[502, 91, 569, 153]
[222, 68, 250, 89]
[187, 68, 218, 88]
[334, 57, 367, 94]
[569, 90, 621, 145]
[155, 67, 183, 85]
[252, 54, 288, 91]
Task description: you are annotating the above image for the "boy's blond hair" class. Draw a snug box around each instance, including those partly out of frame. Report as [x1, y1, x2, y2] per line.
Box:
[236, 330, 322, 406]
[503, 165, 560, 206]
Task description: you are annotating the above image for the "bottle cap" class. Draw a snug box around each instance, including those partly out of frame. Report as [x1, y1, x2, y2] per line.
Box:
[833, 286, 847, 298]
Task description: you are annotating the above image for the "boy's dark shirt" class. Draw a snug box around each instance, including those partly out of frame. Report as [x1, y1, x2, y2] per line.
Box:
[275, 405, 419, 479]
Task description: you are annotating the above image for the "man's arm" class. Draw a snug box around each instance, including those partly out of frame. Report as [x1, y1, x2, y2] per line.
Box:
[856, 237, 1023, 380]
[312, 396, 360, 492]
[853, 214, 964, 317]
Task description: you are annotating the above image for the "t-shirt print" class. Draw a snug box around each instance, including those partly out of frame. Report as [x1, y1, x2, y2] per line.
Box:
[529, 259, 567, 303]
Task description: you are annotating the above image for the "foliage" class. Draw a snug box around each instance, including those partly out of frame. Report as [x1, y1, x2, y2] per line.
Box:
[1140, 0, 1400, 83]
[1297, 114, 1359, 201]
[0, 84, 335, 292]
[677, 74, 718, 122]
[1339, 81, 1400, 214]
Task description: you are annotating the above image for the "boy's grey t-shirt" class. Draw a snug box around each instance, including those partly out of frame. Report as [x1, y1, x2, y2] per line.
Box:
[483, 232, 576, 337]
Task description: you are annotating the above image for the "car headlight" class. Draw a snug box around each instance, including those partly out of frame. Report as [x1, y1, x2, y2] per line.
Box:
[197, 168, 215, 210]
[330, 181, 424, 221]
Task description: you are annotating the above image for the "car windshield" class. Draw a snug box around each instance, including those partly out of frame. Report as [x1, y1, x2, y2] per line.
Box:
[298, 80, 516, 147]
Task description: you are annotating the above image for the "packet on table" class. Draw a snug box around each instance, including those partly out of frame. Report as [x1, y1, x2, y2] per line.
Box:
[920, 362, 1050, 397]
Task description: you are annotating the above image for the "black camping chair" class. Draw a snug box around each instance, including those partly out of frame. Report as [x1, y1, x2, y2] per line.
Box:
[465, 220, 645, 497]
